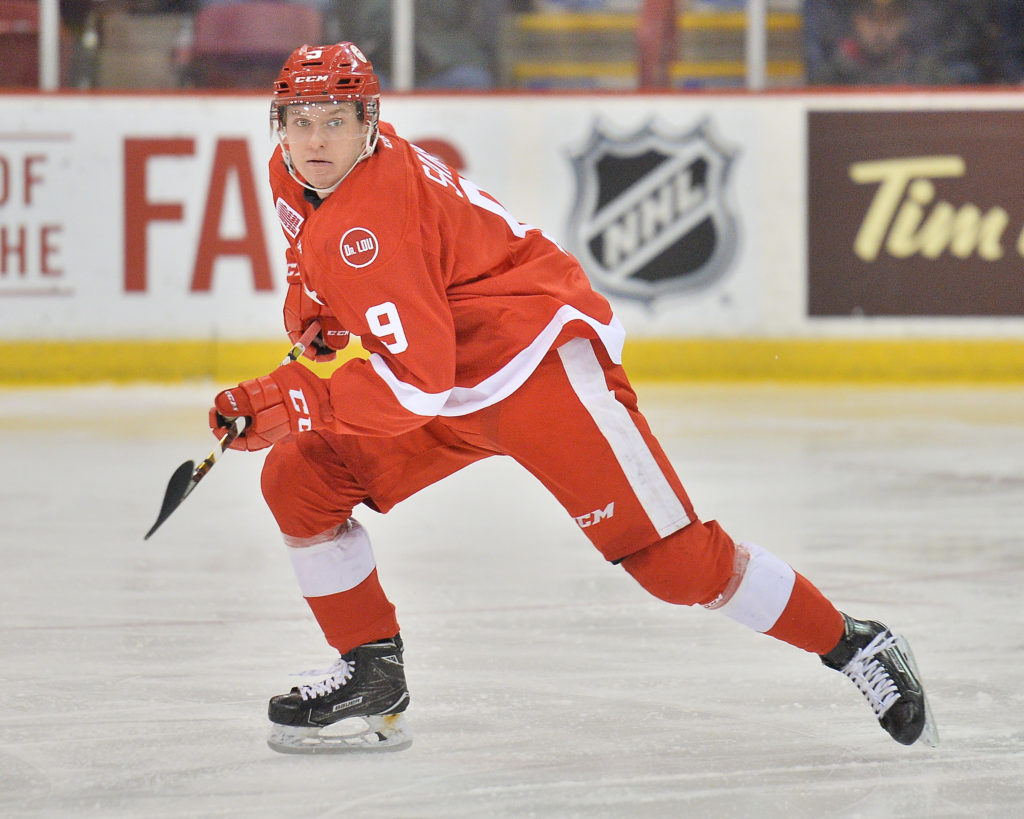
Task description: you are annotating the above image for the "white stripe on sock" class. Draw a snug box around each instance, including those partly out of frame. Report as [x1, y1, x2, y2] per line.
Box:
[715, 542, 796, 633]
[286, 519, 376, 598]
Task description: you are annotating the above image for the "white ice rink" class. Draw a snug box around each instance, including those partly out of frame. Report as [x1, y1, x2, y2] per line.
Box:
[1, 382, 1022, 818]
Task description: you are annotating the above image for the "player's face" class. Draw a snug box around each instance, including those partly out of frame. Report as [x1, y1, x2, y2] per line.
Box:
[283, 102, 367, 193]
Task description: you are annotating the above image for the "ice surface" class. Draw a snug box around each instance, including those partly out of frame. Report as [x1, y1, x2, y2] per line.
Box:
[1, 382, 1022, 818]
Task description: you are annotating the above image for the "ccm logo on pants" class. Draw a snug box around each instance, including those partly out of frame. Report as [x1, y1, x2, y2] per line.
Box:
[574, 502, 615, 528]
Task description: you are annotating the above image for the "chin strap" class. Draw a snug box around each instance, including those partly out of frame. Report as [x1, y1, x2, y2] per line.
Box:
[277, 125, 379, 197]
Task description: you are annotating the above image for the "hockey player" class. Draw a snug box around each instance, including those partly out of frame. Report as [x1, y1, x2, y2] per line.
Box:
[209, 42, 938, 754]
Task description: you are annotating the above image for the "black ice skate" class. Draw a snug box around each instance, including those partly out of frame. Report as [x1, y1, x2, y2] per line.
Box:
[267, 635, 411, 754]
[821, 613, 938, 747]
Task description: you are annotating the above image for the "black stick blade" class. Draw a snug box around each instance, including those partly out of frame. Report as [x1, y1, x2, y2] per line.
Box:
[144, 460, 196, 540]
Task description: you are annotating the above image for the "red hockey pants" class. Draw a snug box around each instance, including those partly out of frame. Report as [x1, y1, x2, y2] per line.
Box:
[260, 338, 842, 655]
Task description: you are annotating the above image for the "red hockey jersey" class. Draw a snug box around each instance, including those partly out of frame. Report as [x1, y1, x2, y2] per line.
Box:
[270, 124, 624, 437]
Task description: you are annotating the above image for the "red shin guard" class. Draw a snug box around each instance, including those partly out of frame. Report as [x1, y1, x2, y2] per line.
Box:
[620, 520, 737, 607]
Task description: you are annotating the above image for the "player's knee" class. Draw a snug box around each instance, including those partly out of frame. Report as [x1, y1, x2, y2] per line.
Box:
[620, 520, 736, 606]
[260, 437, 335, 530]
[261, 436, 357, 538]
[260, 437, 300, 517]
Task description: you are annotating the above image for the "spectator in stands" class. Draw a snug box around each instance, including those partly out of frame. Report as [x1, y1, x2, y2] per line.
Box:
[805, 0, 988, 86]
[992, 0, 1024, 82]
[343, 0, 505, 89]
[60, 0, 102, 87]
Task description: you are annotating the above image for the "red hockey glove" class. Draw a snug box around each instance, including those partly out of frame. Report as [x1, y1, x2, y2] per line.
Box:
[209, 363, 332, 451]
[284, 273, 350, 362]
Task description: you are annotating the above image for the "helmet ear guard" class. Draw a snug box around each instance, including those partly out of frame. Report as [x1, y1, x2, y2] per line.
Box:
[271, 42, 382, 194]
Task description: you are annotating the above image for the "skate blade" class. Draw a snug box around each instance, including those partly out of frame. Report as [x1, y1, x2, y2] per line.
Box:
[267, 713, 412, 755]
[895, 635, 939, 748]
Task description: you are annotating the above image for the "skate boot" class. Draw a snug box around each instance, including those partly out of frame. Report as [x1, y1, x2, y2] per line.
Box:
[821, 613, 938, 747]
[267, 635, 411, 754]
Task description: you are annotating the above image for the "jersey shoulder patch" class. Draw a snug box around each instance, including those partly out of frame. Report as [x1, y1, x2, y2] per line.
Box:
[276, 196, 305, 238]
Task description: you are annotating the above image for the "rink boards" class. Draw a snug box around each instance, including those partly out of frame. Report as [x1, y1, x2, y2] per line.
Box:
[0, 89, 1022, 383]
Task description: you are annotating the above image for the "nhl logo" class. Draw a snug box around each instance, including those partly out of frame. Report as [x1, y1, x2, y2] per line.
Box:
[567, 119, 739, 304]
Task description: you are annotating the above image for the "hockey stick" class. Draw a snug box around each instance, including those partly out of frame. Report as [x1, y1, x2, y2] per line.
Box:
[144, 322, 322, 540]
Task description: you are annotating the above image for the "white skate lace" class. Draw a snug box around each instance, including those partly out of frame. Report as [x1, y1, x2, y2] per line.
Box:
[293, 658, 355, 701]
[840, 631, 901, 718]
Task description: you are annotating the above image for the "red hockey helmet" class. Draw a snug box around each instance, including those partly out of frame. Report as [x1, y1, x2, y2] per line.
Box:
[271, 42, 380, 130]
[271, 42, 382, 192]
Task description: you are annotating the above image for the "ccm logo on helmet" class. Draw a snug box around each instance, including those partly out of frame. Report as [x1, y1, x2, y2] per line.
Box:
[295, 74, 330, 84]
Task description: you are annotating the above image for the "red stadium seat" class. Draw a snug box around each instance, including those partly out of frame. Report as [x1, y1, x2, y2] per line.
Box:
[187, 2, 323, 88]
[0, 0, 40, 87]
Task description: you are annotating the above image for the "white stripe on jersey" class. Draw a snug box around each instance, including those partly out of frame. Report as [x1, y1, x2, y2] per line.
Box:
[557, 338, 690, 538]
[369, 308, 626, 418]
[369, 354, 451, 416]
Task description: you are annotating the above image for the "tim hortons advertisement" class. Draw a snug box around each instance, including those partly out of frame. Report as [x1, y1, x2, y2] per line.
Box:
[808, 110, 1024, 317]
